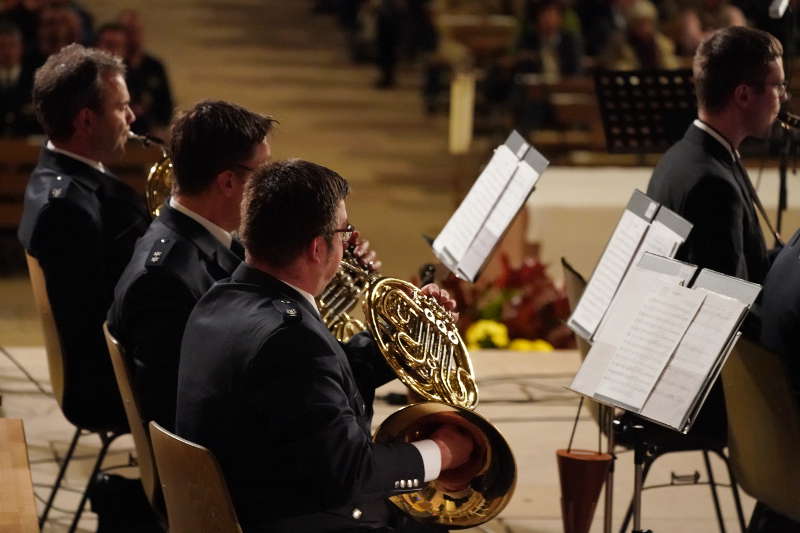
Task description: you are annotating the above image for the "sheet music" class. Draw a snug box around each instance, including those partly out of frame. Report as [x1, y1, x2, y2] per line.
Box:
[595, 285, 705, 410]
[634, 220, 683, 263]
[640, 290, 745, 428]
[569, 210, 650, 338]
[456, 160, 543, 280]
[433, 144, 518, 265]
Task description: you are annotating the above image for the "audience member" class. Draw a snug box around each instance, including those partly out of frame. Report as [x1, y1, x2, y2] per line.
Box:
[30, 4, 82, 67]
[118, 9, 174, 136]
[94, 21, 127, 59]
[0, 20, 38, 136]
[598, 0, 679, 70]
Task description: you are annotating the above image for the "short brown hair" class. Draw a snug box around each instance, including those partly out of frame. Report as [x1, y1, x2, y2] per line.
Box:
[241, 159, 349, 268]
[694, 26, 783, 113]
[170, 100, 276, 195]
[32, 43, 126, 141]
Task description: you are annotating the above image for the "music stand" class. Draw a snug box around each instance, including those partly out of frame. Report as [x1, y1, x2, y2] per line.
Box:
[593, 69, 696, 155]
[590, 68, 696, 533]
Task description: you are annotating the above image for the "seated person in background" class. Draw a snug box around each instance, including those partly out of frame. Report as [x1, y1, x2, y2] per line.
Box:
[118, 9, 174, 138]
[95, 22, 127, 60]
[108, 101, 275, 431]
[29, 4, 82, 68]
[176, 158, 472, 533]
[0, 20, 39, 136]
[598, 0, 679, 70]
[18, 43, 148, 428]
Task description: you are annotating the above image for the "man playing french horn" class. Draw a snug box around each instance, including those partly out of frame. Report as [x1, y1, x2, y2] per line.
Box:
[175, 159, 478, 533]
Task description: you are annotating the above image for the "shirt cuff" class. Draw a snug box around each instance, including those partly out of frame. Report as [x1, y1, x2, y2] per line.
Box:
[411, 439, 441, 482]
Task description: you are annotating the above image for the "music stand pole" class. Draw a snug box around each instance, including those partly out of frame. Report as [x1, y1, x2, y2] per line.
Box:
[631, 424, 654, 533]
[603, 410, 616, 533]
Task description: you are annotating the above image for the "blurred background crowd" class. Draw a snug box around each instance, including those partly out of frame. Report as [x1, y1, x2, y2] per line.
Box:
[0, 0, 173, 139]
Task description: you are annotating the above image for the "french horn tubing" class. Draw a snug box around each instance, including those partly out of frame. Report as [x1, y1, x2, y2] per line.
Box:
[128, 132, 172, 218]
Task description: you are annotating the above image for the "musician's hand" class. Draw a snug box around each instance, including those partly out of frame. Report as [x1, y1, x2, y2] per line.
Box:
[348, 231, 381, 272]
[430, 422, 484, 492]
[420, 283, 459, 322]
[430, 424, 474, 470]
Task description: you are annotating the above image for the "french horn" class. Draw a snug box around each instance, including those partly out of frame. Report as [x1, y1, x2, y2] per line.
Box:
[128, 132, 172, 218]
[321, 252, 517, 527]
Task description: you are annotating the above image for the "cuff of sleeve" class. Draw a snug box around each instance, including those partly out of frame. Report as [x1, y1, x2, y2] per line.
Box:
[411, 439, 441, 482]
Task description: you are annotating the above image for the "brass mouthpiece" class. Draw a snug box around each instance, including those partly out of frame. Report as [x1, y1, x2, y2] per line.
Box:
[778, 110, 800, 130]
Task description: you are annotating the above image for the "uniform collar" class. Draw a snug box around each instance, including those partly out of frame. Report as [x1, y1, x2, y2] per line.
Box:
[169, 196, 232, 249]
[692, 119, 739, 162]
[46, 140, 108, 174]
[231, 263, 321, 318]
[157, 203, 241, 272]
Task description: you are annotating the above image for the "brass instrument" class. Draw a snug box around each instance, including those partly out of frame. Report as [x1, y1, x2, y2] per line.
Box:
[321, 253, 516, 527]
[128, 132, 172, 218]
[779, 110, 800, 130]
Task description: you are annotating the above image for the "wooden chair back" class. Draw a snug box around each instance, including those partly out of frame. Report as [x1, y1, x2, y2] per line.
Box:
[722, 338, 800, 521]
[24, 253, 65, 407]
[149, 422, 242, 533]
[102, 322, 163, 517]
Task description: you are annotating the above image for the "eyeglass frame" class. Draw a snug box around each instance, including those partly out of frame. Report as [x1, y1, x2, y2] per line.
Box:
[331, 223, 355, 242]
[749, 80, 790, 99]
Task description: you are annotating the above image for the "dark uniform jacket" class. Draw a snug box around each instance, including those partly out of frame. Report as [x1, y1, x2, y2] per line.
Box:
[645, 122, 770, 442]
[108, 203, 241, 430]
[18, 147, 149, 430]
[175, 264, 425, 533]
[758, 228, 800, 405]
[647, 122, 770, 284]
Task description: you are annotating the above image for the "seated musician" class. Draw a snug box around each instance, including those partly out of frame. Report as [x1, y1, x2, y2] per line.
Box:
[175, 158, 474, 533]
[108, 101, 275, 431]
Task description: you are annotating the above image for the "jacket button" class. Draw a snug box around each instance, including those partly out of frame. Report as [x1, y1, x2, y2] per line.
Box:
[352, 508, 362, 520]
[400, 480, 406, 488]
[413, 479, 419, 487]
[394, 481, 400, 488]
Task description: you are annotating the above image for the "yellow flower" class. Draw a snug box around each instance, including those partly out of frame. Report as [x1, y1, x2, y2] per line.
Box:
[508, 338, 554, 352]
[465, 320, 509, 349]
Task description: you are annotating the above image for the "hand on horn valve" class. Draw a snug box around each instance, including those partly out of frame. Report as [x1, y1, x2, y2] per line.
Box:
[420, 283, 459, 322]
[348, 231, 381, 272]
[430, 422, 483, 492]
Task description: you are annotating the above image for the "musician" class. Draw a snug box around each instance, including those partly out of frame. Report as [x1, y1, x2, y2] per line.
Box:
[108, 100, 274, 431]
[175, 159, 471, 533]
[18, 43, 148, 428]
[643, 26, 786, 442]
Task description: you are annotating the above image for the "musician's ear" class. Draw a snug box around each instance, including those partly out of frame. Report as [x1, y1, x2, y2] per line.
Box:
[733, 83, 753, 108]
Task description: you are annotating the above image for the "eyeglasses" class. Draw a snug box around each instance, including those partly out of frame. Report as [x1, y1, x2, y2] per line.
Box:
[234, 163, 256, 173]
[332, 223, 354, 242]
[753, 80, 790, 99]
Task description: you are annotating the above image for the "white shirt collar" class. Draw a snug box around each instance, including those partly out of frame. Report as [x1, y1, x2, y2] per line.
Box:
[46, 140, 108, 174]
[693, 119, 739, 162]
[281, 279, 320, 315]
[169, 196, 232, 249]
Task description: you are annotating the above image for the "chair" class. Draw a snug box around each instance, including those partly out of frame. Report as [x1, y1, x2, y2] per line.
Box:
[25, 253, 125, 532]
[103, 322, 166, 525]
[560, 257, 746, 533]
[722, 338, 800, 521]
[149, 421, 242, 533]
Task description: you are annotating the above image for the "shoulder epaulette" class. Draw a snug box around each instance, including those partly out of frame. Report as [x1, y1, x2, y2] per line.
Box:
[47, 175, 73, 200]
[272, 298, 302, 324]
[145, 237, 177, 268]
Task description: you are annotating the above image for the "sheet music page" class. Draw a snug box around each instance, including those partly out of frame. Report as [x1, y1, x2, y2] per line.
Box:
[569, 210, 650, 338]
[640, 290, 745, 428]
[456, 160, 542, 281]
[633, 220, 684, 263]
[594, 285, 705, 410]
[433, 144, 518, 264]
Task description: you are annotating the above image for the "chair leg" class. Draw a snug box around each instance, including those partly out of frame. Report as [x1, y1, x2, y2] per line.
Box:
[702, 449, 726, 533]
[713, 449, 747, 533]
[618, 454, 657, 533]
[67, 431, 120, 533]
[39, 426, 82, 528]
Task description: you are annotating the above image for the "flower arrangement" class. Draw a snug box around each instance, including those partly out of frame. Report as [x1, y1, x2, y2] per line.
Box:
[440, 253, 575, 351]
